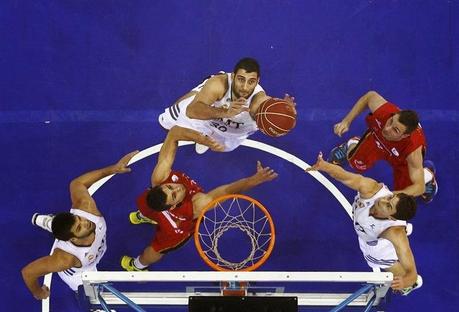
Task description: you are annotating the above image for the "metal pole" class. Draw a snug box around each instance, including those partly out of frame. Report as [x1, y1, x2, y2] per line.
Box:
[329, 284, 375, 312]
[98, 283, 147, 312]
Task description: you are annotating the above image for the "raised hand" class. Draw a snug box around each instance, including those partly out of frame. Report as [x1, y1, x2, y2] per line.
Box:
[305, 152, 326, 172]
[333, 120, 350, 137]
[33, 285, 50, 300]
[252, 161, 278, 184]
[113, 150, 140, 174]
[226, 98, 249, 117]
[284, 93, 297, 115]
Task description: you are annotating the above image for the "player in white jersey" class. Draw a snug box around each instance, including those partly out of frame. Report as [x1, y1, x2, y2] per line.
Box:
[21, 151, 138, 299]
[158, 57, 295, 152]
[306, 152, 422, 295]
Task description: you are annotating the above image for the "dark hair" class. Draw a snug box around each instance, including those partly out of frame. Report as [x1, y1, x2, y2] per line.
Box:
[52, 212, 76, 241]
[392, 193, 417, 220]
[233, 57, 260, 77]
[397, 110, 419, 134]
[146, 186, 171, 212]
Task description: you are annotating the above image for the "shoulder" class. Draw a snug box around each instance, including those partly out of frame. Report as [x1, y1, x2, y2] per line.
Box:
[204, 74, 228, 93]
[72, 198, 101, 217]
[373, 102, 400, 116]
[380, 225, 408, 244]
[52, 248, 80, 269]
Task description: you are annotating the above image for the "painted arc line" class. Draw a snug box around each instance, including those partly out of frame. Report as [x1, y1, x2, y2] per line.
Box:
[43, 139, 352, 312]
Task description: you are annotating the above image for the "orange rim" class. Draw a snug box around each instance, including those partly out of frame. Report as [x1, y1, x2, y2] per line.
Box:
[194, 194, 275, 271]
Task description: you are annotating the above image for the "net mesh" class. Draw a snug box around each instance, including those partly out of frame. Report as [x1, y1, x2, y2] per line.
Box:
[196, 196, 274, 270]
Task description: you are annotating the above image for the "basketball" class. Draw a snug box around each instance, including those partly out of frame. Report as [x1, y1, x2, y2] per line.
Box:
[255, 98, 297, 137]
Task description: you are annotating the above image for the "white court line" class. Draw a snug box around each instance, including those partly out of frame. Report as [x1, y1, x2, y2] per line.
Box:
[42, 139, 352, 312]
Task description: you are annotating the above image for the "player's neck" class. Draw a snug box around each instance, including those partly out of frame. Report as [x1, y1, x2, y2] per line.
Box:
[72, 232, 95, 247]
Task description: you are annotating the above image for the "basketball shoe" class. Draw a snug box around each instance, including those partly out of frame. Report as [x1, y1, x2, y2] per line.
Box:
[328, 137, 360, 166]
[32, 213, 54, 233]
[421, 160, 438, 204]
[121, 256, 148, 272]
[129, 211, 157, 225]
[195, 143, 209, 154]
[399, 275, 423, 296]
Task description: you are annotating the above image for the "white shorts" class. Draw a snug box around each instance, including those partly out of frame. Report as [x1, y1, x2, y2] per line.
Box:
[158, 96, 248, 152]
[57, 263, 98, 291]
[358, 237, 398, 270]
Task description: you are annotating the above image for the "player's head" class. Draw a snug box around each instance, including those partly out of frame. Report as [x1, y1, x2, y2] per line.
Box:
[232, 57, 260, 99]
[52, 212, 95, 241]
[147, 183, 186, 211]
[372, 193, 417, 220]
[382, 110, 419, 141]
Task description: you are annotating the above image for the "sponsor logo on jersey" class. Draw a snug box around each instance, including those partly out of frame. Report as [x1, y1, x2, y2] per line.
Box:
[391, 147, 399, 156]
[352, 160, 367, 170]
[375, 141, 383, 150]
[172, 175, 179, 182]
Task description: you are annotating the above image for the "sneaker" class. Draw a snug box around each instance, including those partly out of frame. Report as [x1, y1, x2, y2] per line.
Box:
[421, 160, 438, 203]
[121, 256, 148, 272]
[327, 142, 348, 166]
[405, 223, 413, 236]
[195, 143, 209, 154]
[32, 213, 54, 233]
[399, 275, 423, 296]
[129, 211, 157, 225]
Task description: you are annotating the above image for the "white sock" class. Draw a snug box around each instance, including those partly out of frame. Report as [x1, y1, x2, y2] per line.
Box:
[424, 168, 433, 183]
[133, 256, 148, 269]
[347, 138, 360, 150]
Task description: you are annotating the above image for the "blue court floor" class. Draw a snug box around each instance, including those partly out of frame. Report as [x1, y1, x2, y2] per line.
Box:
[1, 1, 458, 311]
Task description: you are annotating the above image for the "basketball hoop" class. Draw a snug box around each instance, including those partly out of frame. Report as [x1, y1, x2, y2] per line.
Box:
[194, 194, 275, 272]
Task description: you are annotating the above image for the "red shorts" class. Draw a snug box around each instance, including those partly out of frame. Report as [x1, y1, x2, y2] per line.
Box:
[151, 226, 194, 254]
[348, 131, 413, 191]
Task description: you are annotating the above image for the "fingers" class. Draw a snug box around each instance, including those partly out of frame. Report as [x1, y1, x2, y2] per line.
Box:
[121, 150, 140, 165]
[284, 93, 296, 107]
[256, 160, 262, 170]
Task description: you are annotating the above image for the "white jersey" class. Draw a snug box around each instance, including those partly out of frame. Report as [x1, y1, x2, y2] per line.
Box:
[53, 209, 107, 290]
[197, 73, 264, 138]
[353, 184, 406, 244]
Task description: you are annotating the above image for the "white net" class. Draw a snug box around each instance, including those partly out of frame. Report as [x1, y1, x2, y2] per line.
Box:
[196, 195, 275, 271]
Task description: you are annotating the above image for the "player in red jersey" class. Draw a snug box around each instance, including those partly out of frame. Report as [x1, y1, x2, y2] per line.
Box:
[329, 91, 437, 203]
[121, 126, 278, 271]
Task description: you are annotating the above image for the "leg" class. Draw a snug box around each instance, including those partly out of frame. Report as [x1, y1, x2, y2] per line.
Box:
[139, 246, 164, 266]
[121, 246, 164, 271]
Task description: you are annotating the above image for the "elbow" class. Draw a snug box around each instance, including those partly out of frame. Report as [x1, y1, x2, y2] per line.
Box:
[21, 265, 31, 280]
[366, 90, 379, 98]
[186, 105, 198, 119]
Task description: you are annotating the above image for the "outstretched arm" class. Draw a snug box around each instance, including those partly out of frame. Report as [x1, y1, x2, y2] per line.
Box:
[334, 91, 387, 137]
[70, 150, 139, 216]
[305, 152, 380, 197]
[186, 75, 248, 119]
[192, 161, 278, 218]
[151, 126, 224, 185]
[380, 226, 418, 290]
[21, 249, 78, 300]
[394, 147, 425, 196]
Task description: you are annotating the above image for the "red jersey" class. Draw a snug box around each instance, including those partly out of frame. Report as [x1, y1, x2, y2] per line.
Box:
[365, 102, 426, 166]
[136, 171, 203, 252]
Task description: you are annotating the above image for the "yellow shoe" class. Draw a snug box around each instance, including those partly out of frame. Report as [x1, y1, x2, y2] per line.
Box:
[129, 211, 157, 225]
[121, 256, 148, 272]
